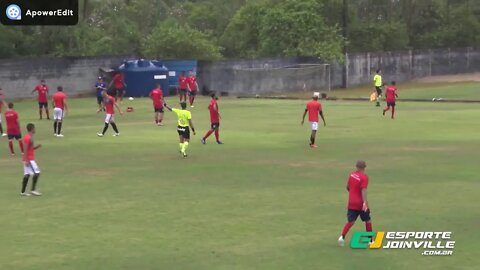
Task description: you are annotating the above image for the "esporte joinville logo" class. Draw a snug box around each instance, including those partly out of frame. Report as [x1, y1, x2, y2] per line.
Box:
[351, 231, 455, 256]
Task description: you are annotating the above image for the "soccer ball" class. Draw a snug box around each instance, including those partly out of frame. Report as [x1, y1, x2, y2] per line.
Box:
[129, 97, 134, 101]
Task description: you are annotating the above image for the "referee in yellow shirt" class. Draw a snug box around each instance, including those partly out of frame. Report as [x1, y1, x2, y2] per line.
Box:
[164, 102, 196, 158]
[373, 69, 383, 107]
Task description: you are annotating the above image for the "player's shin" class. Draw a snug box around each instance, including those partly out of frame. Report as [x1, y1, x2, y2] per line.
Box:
[8, 140, 14, 154]
[366, 221, 372, 232]
[111, 122, 119, 133]
[32, 173, 40, 191]
[102, 123, 109, 135]
[391, 107, 395, 118]
[57, 122, 63, 135]
[18, 140, 24, 153]
[204, 129, 214, 140]
[182, 141, 189, 153]
[22, 175, 30, 193]
[53, 121, 58, 134]
[342, 222, 354, 238]
[45, 108, 50, 119]
[0, 123, 3, 134]
[215, 129, 220, 141]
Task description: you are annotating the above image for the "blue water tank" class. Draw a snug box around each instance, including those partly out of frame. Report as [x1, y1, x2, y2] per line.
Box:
[162, 60, 198, 89]
[119, 59, 169, 97]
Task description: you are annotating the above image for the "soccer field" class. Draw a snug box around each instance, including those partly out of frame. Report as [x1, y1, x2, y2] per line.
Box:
[0, 94, 478, 269]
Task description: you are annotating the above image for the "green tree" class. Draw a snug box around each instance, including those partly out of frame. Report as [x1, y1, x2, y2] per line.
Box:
[142, 19, 223, 60]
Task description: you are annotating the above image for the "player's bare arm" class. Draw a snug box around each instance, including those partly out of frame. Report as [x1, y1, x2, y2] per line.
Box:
[34, 144, 42, 150]
[164, 103, 173, 111]
[362, 188, 368, 211]
[301, 109, 308, 125]
[189, 119, 196, 135]
[320, 111, 326, 126]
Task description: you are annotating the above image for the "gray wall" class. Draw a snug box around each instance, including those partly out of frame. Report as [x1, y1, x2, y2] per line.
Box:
[0, 56, 130, 99]
[198, 47, 480, 94]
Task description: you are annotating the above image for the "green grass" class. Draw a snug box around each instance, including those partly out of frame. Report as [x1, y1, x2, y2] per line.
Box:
[285, 82, 480, 100]
[0, 94, 478, 269]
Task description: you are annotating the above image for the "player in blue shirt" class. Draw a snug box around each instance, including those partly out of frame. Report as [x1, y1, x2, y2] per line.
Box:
[95, 77, 107, 112]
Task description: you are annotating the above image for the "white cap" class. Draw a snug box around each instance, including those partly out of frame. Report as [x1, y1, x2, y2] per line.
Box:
[313, 92, 320, 98]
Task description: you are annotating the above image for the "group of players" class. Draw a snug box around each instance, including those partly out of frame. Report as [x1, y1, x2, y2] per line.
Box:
[0, 70, 222, 196]
[299, 68, 398, 247]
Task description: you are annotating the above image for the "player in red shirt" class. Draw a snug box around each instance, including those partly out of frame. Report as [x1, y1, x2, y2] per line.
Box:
[109, 72, 126, 102]
[97, 91, 123, 137]
[0, 88, 6, 136]
[187, 71, 199, 108]
[338, 160, 373, 247]
[31, 79, 50, 120]
[201, 93, 223, 145]
[383, 81, 399, 119]
[52, 86, 68, 137]
[301, 94, 326, 148]
[149, 85, 164, 126]
[4, 103, 24, 155]
[178, 71, 189, 102]
[21, 123, 42, 196]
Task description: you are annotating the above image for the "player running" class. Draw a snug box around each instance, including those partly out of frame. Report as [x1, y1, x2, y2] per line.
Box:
[164, 102, 196, 158]
[21, 123, 42, 197]
[0, 88, 6, 136]
[52, 86, 68, 137]
[32, 79, 50, 120]
[95, 77, 107, 112]
[383, 81, 398, 119]
[187, 71, 199, 108]
[97, 91, 123, 137]
[201, 93, 223, 144]
[301, 93, 326, 148]
[4, 103, 24, 156]
[109, 71, 126, 102]
[178, 71, 189, 103]
[149, 84, 164, 126]
[373, 69, 383, 107]
[338, 160, 373, 247]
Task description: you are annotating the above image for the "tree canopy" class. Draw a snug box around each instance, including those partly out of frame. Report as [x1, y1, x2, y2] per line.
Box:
[0, 0, 478, 60]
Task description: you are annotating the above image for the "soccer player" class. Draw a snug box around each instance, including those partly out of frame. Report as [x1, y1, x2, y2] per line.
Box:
[4, 103, 24, 156]
[149, 84, 164, 126]
[301, 94, 326, 148]
[373, 69, 383, 107]
[109, 71, 126, 102]
[338, 160, 373, 247]
[97, 91, 123, 137]
[178, 71, 189, 102]
[383, 81, 398, 119]
[201, 93, 223, 144]
[32, 79, 50, 120]
[187, 71, 199, 108]
[52, 86, 68, 137]
[95, 77, 107, 112]
[164, 102, 196, 158]
[21, 123, 42, 197]
[0, 88, 6, 136]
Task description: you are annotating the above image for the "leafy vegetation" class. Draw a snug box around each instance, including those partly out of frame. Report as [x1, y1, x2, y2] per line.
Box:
[0, 0, 478, 60]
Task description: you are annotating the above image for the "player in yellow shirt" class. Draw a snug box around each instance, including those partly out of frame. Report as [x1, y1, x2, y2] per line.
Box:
[373, 69, 383, 107]
[164, 102, 196, 158]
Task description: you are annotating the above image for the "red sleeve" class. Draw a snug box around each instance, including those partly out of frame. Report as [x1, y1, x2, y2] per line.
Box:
[361, 175, 369, 189]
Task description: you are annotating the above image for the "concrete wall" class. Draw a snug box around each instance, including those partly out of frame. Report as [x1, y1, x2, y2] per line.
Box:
[0, 56, 130, 99]
[198, 47, 480, 94]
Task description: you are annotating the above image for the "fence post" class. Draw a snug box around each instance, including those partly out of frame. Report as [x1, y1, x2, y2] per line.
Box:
[429, 49, 433, 77]
[467, 47, 471, 71]
[409, 49, 413, 80]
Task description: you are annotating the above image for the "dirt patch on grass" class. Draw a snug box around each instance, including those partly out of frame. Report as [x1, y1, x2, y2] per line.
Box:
[416, 73, 480, 83]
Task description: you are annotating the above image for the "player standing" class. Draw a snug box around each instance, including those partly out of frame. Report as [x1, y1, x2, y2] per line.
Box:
[373, 69, 383, 107]
[21, 123, 42, 196]
[0, 88, 6, 136]
[32, 80, 50, 120]
[4, 103, 24, 156]
[187, 71, 199, 108]
[97, 91, 123, 137]
[52, 86, 68, 137]
[109, 71, 126, 102]
[201, 93, 223, 144]
[95, 77, 107, 112]
[149, 84, 164, 126]
[338, 160, 373, 247]
[164, 102, 196, 158]
[383, 81, 398, 119]
[301, 94, 326, 148]
[178, 71, 189, 103]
